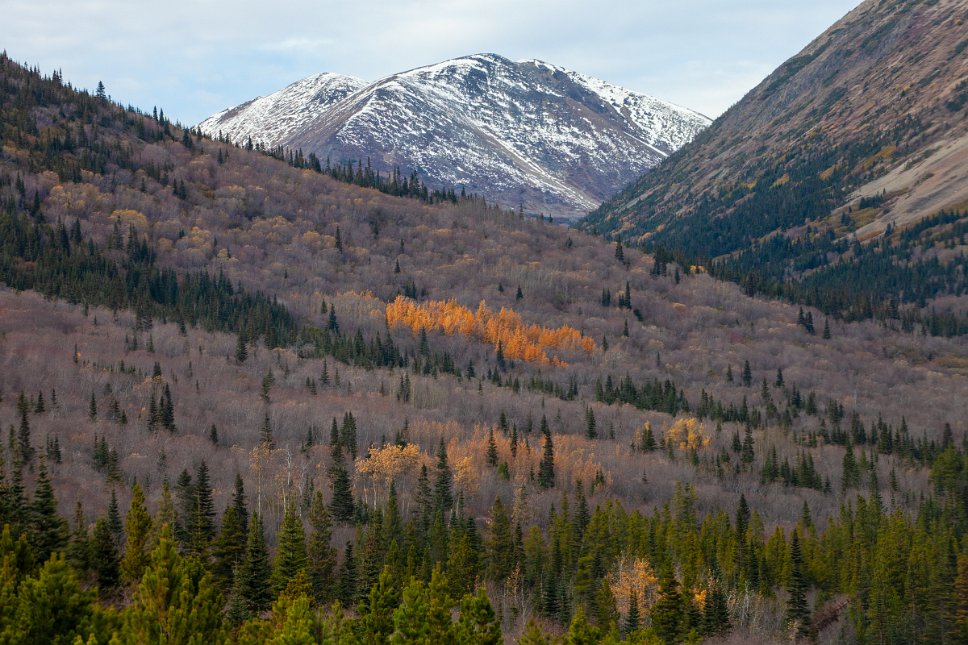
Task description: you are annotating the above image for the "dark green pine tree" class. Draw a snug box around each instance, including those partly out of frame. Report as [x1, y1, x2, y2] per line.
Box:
[433, 438, 454, 513]
[340, 412, 358, 459]
[486, 427, 499, 468]
[329, 445, 355, 523]
[485, 497, 514, 582]
[160, 383, 175, 431]
[337, 541, 357, 607]
[107, 488, 124, 547]
[174, 469, 195, 547]
[17, 404, 33, 464]
[537, 417, 555, 489]
[702, 581, 731, 637]
[189, 461, 216, 555]
[66, 501, 90, 573]
[211, 502, 246, 589]
[841, 442, 860, 492]
[651, 573, 685, 644]
[235, 332, 248, 363]
[88, 391, 98, 420]
[307, 490, 337, 605]
[741, 425, 756, 464]
[236, 512, 272, 616]
[623, 587, 640, 637]
[585, 408, 597, 440]
[786, 530, 810, 638]
[272, 501, 308, 594]
[742, 360, 753, 387]
[28, 457, 69, 564]
[90, 516, 120, 589]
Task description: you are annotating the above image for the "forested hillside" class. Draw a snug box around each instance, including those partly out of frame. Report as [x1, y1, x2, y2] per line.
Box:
[583, 0, 968, 336]
[2, 53, 968, 643]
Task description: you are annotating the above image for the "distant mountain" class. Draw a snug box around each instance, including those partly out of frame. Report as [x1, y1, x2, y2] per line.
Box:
[198, 54, 709, 218]
[583, 0, 968, 332]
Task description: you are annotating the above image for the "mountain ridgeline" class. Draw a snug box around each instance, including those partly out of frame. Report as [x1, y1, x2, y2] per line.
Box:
[199, 54, 709, 219]
[583, 0, 968, 335]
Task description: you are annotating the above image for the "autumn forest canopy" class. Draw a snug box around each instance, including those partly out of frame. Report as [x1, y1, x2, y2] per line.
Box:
[0, 49, 967, 645]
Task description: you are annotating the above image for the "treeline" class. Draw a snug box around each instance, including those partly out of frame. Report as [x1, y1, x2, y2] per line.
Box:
[0, 210, 297, 347]
[4, 422, 968, 643]
[210, 133, 472, 206]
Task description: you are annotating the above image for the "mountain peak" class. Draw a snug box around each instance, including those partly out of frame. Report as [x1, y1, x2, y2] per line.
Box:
[198, 54, 709, 218]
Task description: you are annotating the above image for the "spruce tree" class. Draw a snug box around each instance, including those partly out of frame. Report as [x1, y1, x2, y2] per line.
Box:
[307, 490, 337, 605]
[189, 461, 216, 555]
[235, 332, 248, 363]
[623, 587, 640, 637]
[433, 438, 454, 513]
[90, 517, 120, 589]
[786, 531, 810, 638]
[28, 457, 68, 564]
[485, 497, 514, 582]
[272, 502, 308, 594]
[337, 542, 357, 607]
[486, 428, 498, 468]
[651, 573, 685, 644]
[537, 418, 555, 489]
[329, 447, 355, 523]
[211, 503, 246, 589]
[236, 513, 272, 616]
[120, 482, 152, 585]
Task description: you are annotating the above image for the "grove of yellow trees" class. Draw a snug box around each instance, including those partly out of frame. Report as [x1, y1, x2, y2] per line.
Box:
[385, 295, 595, 365]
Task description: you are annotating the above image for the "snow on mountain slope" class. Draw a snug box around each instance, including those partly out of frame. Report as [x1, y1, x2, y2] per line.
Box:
[198, 54, 709, 218]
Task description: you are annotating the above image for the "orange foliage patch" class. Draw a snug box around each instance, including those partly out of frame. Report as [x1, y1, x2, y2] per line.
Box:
[385, 295, 595, 366]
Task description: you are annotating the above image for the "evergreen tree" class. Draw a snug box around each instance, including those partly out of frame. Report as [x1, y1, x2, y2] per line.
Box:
[485, 497, 514, 582]
[455, 587, 501, 644]
[329, 447, 355, 523]
[337, 542, 357, 607]
[651, 573, 685, 644]
[28, 457, 68, 564]
[742, 360, 753, 387]
[585, 408, 597, 440]
[11, 553, 94, 645]
[357, 567, 400, 642]
[433, 438, 454, 513]
[120, 482, 152, 585]
[486, 427, 498, 468]
[66, 502, 90, 574]
[211, 502, 246, 590]
[189, 461, 216, 556]
[236, 513, 272, 616]
[90, 517, 120, 589]
[272, 502, 308, 594]
[306, 490, 337, 605]
[121, 525, 226, 643]
[538, 418, 555, 489]
[623, 587, 640, 637]
[235, 332, 248, 363]
[786, 531, 810, 638]
[702, 582, 731, 637]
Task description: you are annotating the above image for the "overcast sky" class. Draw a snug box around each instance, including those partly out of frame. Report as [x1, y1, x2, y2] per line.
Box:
[3, 0, 859, 125]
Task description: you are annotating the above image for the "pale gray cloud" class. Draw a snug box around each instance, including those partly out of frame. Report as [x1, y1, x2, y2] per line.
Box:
[1, 0, 860, 124]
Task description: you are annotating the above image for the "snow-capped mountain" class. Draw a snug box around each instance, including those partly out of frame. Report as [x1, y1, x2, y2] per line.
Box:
[198, 54, 709, 218]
